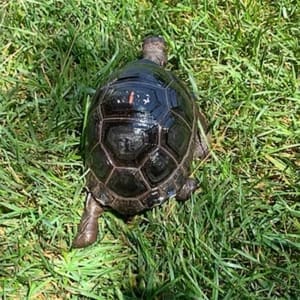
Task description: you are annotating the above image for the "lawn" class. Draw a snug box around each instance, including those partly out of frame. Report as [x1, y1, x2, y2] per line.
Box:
[0, 0, 299, 299]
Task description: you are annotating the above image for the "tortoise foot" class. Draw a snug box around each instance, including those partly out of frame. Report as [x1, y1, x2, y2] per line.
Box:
[176, 178, 198, 201]
[72, 193, 103, 248]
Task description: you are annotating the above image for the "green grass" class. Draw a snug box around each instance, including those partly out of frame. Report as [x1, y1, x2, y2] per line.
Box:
[1, 0, 299, 299]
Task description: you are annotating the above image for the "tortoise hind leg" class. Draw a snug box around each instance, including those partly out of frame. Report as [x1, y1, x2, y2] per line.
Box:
[72, 193, 103, 248]
[177, 113, 210, 202]
[194, 111, 210, 160]
[176, 178, 198, 201]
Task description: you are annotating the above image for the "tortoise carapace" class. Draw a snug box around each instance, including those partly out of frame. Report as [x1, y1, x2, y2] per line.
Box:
[73, 36, 209, 248]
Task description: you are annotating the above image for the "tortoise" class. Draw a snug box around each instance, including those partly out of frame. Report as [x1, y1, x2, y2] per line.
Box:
[73, 36, 209, 248]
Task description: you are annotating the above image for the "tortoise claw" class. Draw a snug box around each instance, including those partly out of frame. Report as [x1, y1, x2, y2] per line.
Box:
[72, 193, 103, 248]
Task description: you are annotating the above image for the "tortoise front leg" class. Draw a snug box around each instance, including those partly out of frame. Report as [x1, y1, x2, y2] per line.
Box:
[72, 193, 103, 248]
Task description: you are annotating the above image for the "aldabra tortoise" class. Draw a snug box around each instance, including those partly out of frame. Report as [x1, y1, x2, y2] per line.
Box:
[73, 36, 209, 248]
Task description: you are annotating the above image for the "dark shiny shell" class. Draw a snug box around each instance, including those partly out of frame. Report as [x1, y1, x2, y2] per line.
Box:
[85, 59, 198, 215]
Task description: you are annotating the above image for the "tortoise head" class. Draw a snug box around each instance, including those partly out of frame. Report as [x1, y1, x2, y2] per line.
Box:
[142, 36, 167, 67]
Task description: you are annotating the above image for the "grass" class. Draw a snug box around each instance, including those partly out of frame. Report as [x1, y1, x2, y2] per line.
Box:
[0, 0, 299, 299]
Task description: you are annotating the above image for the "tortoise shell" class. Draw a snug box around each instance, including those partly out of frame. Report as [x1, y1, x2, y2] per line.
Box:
[84, 59, 206, 216]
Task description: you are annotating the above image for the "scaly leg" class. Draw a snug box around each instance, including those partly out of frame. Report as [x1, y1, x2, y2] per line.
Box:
[72, 193, 103, 248]
[176, 178, 198, 201]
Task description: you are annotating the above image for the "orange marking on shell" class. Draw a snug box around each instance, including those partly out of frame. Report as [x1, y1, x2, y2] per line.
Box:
[129, 91, 134, 105]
